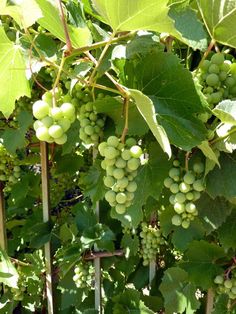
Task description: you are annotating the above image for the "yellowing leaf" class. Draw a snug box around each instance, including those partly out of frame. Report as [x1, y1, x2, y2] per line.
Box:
[198, 141, 220, 167]
[0, 27, 30, 118]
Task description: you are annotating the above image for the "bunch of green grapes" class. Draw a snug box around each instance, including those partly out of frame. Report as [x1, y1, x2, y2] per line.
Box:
[71, 83, 93, 107]
[0, 143, 21, 191]
[164, 160, 205, 229]
[73, 261, 94, 289]
[197, 53, 236, 113]
[33, 91, 76, 145]
[98, 136, 143, 214]
[214, 270, 236, 300]
[78, 101, 105, 145]
[139, 222, 164, 266]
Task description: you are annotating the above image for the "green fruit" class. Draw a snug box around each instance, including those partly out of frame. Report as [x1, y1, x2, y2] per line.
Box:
[175, 192, 186, 204]
[55, 134, 67, 145]
[185, 202, 196, 213]
[121, 150, 131, 160]
[115, 204, 126, 214]
[105, 190, 116, 203]
[130, 145, 142, 158]
[33, 100, 50, 119]
[179, 182, 191, 193]
[126, 181, 137, 192]
[104, 147, 118, 159]
[98, 142, 107, 156]
[211, 53, 224, 65]
[107, 136, 119, 147]
[169, 167, 180, 179]
[36, 126, 51, 141]
[104, 176, 115, 188]
[183, 172, 195, 185]
[224, 279, 233, 289]
[125, 138, 136, 147]
[116, 192, 127, 204]
[84, 125, 94, 136]
[206, 73, 219, 86]
[58, 118, 71, 132]
[193, 162, 204, 174]
[170, 183, 179, 194]
[181, 220, 190, 229]
[172, 215, 182, 226]
[174, 203, 185, 214]
[127, 158, 140, 171]
[113, 168, 125, 180]
[61, 103, 75, 119]
[214, 275, 224, 285]
[164, 177, 173, 188]
[48, 125, 64, 139]
[50, 107, 63, 120]
[41, 116, 54, 128]
[193, 180, 205, 192]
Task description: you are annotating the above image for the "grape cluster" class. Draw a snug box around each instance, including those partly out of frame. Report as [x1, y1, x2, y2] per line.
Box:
[139, 222, 164, 266]
[73, 261, 94, 289]
[0, 143, 21, 190]
[214, 270, 236, 300]
[78, 100, 105, 145]
[197, 53, 236, 114]
[33, 91, 76, 145]
[164, 160, 205, 229]
[98, 136, 142, 214]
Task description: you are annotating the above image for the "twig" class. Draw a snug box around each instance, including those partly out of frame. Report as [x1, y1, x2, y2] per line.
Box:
[185, 151, 191, 171]
[196, 39, 215, 73]
[120, 97, 130, 143]
[205, 288, 214, 314]
[57, 0, 72, 53]
[84, 249, 124, 261]
[52, 54, 66, 107]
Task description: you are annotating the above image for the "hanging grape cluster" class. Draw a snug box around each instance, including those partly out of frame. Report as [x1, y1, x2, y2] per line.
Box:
[0, 143, 21, 191]
[139, 222, 164, 266]
[214, 269, 236, 300]
[164, 160, 205, 229]
[197, 53, 236, 112]
[78, 100, 105, 145]
[73, 261, 94, 289]
[33, 91, 76, 145]
[98, 136, 142, 214]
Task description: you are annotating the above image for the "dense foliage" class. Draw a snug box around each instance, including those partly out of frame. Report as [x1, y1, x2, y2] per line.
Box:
[1, 0, 236, 313]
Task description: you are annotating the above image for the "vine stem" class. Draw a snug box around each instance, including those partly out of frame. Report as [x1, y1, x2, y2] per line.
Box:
[0, 182, 7, 251]
[89, 31, 117, 85]
[57, 0, 72, 53]
[206, 288, 214, 314]
[210, 127, 236, 145]
[84, 250, 124, 261]
[196, 39, 215, 73]
[52, 54, 66, 107]
[120, 97, 130, 143]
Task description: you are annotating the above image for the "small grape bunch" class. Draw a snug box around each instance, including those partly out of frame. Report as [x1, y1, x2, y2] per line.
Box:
[73, 261, 94, 289]
[164, 160, 205, 229]
[0, 143, 21, 190]
[98, 136, 143, 214]
[78, 102, 105, 145]
[32, 91, 76, 145]
[139, 222, 164, 266]
[214, 270, 236, 300]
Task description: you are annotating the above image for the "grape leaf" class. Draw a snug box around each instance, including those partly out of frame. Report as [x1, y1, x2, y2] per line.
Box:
[206, 152, 236, 199]
[213, 100, 236, 125]
[159, 267, 200, 314]
[91, 0, 178, 36]
[0, 249, 19, 288]
[198, 0, 236, 48]
[180, 240, 226, 289]
[198, 141, 220, 167]
[0, 28, 30, 117]
[121, 233, 139, 257]
[36, 0, 92, 48]
[212, 294, 230, 314]
[129, 89, 171, 158]
[217, 210, 236, 249]
[0, 0, 42, 28]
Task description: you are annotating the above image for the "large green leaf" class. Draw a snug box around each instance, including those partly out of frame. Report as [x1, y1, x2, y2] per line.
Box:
[198, 141, 220, 167]
[0, 28, 30, 117]
[0, 249, 19, 288]
[218, 210, 236, 249]
[160, 267, 200, 314]
[0, 0, 42, 28]
[91, 0, 177, 35]
[180, 240, 226, 289]
[36, 0, 92, 48]
[130, 90, 171, 158]
[198, 0, 236, 48]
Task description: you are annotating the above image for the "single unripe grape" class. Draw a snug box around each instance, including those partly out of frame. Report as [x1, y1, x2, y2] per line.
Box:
[13, 166, 20, 172]
[130, 145, 142, 158]
[50, 107, 63, 120]
[193, 191, 201, 201]
[107, 136, 119, 148]
[186, 192, 194, 201]
[116, 177, 129, 189]
[172, 215, 182, 226]
[225, 77, 235, 87]
[219, 71, 227, 81]
[115, 158, 126, 168]
[55, 134, 67, 145]
[115, 204, 126, 214]
[193, 179, 205, 192]
[48, 125, 64, 139]
[126, 192, 134, 201]
[185, 202, 196, 214]
[125, 138, 136, 147]
[104, 147, 118, 159]
[105, 158, 116, 166]
[183, 172, 195, 185]
[175, 192, 186, 204]
[105, 190, 116, 203]
[214, 275, 224, 285]
[126, 181, 137, 192]
[106, 166, 115, 176]
[84, 125, 94, 136]
[98, 142, 107, 156]
[41, 116, 54, 128]
[116, 192, 127, 204]
[164, 177, 173, 188]
[61, 103, 75, 119]
[89, 112, 97, 121]
[85, 102, 93, 111]
[169, 183, 179, 194]
[231, 286, 236, 294]
[104, 176, 115, 188]
[174, 203, 185, 214]
[97, 119, 105, 128]
[42, 91, 53, 104]
[182, 220, 190, 229]
[36, 126, 51, 141]
[224, 279, 233, 289]
[208, 64, 220, 74]
[33, 120, 43, 130]
[33, 100, 50, 119]
[211, 53, 224, 65]
[201, 60, 210, 71]
[193, 162, 204, 174]
[127, 158, 140, 171]
[169, 167, 180, 179]
[113, 168, 125, 180]
[179, 182, 191, 193]
[121, 150, 131, 161]
[80, 118, 90, 127]
[206, 73, 219, 86]
[58, 118, 71, 132]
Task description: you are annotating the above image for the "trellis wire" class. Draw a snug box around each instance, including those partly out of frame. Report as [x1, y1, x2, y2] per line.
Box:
[0, 182, 7, 251]
[40, 142, 54, 314]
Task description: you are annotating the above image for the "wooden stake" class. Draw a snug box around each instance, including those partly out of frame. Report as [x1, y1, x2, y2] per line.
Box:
[0, 182, 7, 251]
[149, 261, 156, 288]
[206, 288, 214, 314]
[40, 142, 54, 314]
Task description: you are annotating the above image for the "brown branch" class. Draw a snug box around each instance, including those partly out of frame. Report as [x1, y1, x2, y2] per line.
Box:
[120, 97, 130, 143]
[84, 250, 124, 261]
[57, 0, 73, 54]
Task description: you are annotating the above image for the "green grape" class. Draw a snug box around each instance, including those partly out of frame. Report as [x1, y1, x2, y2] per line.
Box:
[206, 73, 219, 87]
[105, 190, 116, 203]
[172, 215, 182, 226]
[33, 100, 50, 119]
[50, 107, 64, 120]
[183, 172, 195, 185]
[125, 138, 136, 147]
[121, 149, 131, 160]
[174, 203, 185, 214]
[107, 136, 120, 148]
[181, 220, 190, 229]
[58, 118, 71, 132]
[208, 64, 220, 74]
[130, 145, 143, 158]
[193, 180, 205, 192]
[113, 168, 125, 180]
[73, 261, 94, 289]
[185, 202, 196, 214]
[115, 158, 126, 168]
[116, 192, 127, 204]
[211, 53, 225, 65]
[127, 158, 140, 171]
[104, 176, 115, 188]
[48, 125, 64, 139]
[175, 192, 186, 204]
[61, 102, 75, 119]
[179, 182, 191, 193]
[115, 204, 126, 214]
[54, 134, 67, 145]
[193, 162, 204, 174]
[200, 60, 210, 71]
[169, 183, 179, 194]
[169, 167, 180, 178]
[164, 177, 173, 188]
[104, 147, 119, 159]
[98, 142, 107, 156]
[224, 280, 233, 289]
[126, 181, 137, 192]
[36, 126, 51, 141]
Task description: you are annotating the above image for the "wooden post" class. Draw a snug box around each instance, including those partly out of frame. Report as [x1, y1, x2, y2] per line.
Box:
[149, 261, 156, 288]
[0, 182, 7, 251]
[206, 288, 214, 314]
[40, 142, 54, 314]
